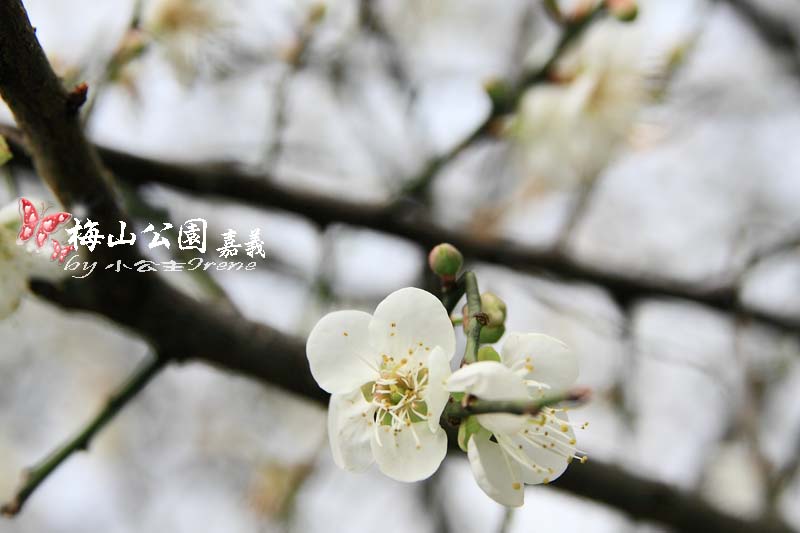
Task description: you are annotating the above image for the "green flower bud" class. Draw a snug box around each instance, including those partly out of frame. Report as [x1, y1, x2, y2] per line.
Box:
[484, 78, 514, 112]
[428, 243, 463, 280]
[481, 292, 506, 327]
[479, 324, 505, 344]
[608, 0, 637, 22]
[477, 346, 501, 363]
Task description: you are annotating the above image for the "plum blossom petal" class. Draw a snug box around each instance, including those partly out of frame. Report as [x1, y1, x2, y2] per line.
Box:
[446, 361, 529, 400]
[328, 390, 377, 472]
[501, 333, 578, 393]
[307, 310, 377, 394]
[421, 346, 451, 433]
[369, 287, 455, 361]
[371, 423, 448, 482]
[467, 430, 524, 507]
[476, 413, 528, 435]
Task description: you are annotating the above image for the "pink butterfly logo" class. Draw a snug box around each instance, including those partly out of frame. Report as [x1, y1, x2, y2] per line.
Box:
[18, 197, 75, 263]
[50, 240, 76, 264]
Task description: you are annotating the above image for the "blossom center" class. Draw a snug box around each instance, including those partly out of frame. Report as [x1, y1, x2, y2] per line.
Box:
[362, 353, 431, 448]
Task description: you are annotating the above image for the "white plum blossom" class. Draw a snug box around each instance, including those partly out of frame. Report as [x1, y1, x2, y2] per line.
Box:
[447, 333, 586, 506]
[307, 287, 456, 482]
[510, 19, 657, 187]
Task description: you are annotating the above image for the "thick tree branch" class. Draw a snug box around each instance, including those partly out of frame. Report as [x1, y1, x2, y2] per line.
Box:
[0, 355, 166, 517]
[5, 132, 794, 333]
[555, 459, 794, 533]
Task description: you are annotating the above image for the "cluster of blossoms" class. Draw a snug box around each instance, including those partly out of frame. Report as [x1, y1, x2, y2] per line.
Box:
[307, 243, 588, 506]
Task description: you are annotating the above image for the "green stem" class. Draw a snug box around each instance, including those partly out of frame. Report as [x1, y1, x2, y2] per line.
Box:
[445, 388, 590, 418]
[1, 355, 167, 518]
[402, 5, 606, 198]
[498, 4, 606, 113]
[463, 271, 483, 365]
[440, 273, 466, 314]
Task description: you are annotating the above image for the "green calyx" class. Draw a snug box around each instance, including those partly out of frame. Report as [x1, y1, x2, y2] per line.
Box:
[360, 382, 375, 402]
[457, 416, 485, 452]
[477, 346, 502, 363]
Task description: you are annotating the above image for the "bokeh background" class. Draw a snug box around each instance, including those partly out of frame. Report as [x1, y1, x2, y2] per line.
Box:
[1, 0, 800, 532]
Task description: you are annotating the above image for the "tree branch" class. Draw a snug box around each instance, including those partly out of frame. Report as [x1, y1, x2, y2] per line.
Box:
[402, 4, 606, 198]
[723, 0, 800, 79]
[554, 459, 794, 533]
[6, 131, 794, 333]
[0, 355, 167, 517]
[445, 387, 590, 418]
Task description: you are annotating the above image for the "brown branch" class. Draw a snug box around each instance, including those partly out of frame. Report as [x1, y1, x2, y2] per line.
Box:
[554, 460, 794, 533]
[5, 131, 795, 333]
[0, 3, 797, 532]
[723, 0, 800, 79]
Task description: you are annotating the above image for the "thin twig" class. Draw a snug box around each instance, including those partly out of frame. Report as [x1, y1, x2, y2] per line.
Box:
[463, 271, 484, 365]
[81, 0, 146, 124]
[263, 5, 322, 168]
[722, 0, 800, 79]
[445, 387, 590, 419]
[441, 273, 466, 314]
[401, 4, 606, 198]
[496, 507, 516, 533]
[1, 355, 167, 518]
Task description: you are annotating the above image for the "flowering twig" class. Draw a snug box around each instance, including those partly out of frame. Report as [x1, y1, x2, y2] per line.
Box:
[80, 0, 146, 123]
[445, 387, 591, 419]
[0, 355, 166, 518]
[402, 4, 607, 198]
[462, 271, 484, 365]
[263, 4, 324, 167]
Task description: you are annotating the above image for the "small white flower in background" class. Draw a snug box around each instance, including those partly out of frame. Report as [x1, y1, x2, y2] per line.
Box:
[447, 333, 586, 507]
[306, 287, 455, 482]
[0, 199, 69, 319]
[511, 19, 657, 187]
[144, 0, 235, 83]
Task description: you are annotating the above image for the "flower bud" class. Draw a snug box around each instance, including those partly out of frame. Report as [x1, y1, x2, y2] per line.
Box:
[481, 292, 506, 327]
[477, 346, 501, 363]
[479, 324, 505, 344]
[607, 0, 637, 22]
[428, 243, 463, 280]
